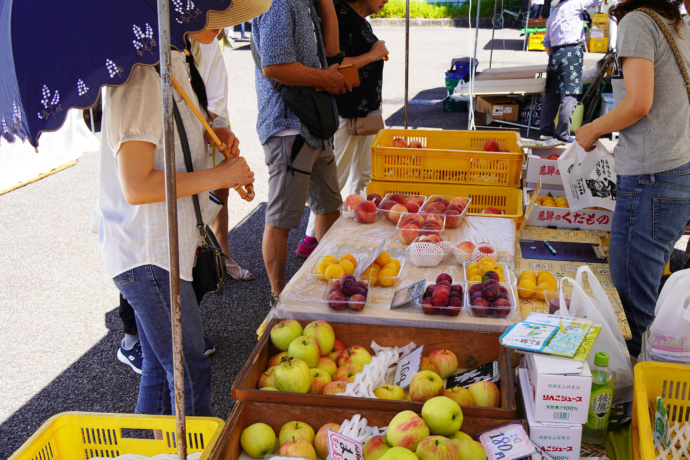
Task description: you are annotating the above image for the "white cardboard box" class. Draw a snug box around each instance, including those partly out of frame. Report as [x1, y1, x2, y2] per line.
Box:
[526, 148, 567, 186]
[519, 368, 583, 460]
[523, 187, 613, 231]
[524, 354, 592, 424]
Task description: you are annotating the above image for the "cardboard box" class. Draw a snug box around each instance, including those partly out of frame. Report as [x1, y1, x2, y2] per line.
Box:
[523, 186, 614, 231]
[526, 147, 567, 186]
[524, 354, 591, 424]
[476, 96, 519, 122]
[519, 369, 583, 460]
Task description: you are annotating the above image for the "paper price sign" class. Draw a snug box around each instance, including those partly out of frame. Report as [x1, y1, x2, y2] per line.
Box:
[393, 345, 424, 389]
[478, 422, 536, 460]
[326, 429, 363, 460]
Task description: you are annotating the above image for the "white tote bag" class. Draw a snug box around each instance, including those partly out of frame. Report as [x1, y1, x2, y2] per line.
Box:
[645, 269, 690, 364]
[557, 266, 634, 403]
[557, 141, 617, 212]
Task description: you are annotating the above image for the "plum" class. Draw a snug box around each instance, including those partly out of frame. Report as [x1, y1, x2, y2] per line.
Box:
[347, 294, 366, 311]
[450, 284, 463, 295]
[425, 284, 437, 296]
[449, 296, 463, 307]
[498, 286, 509, 297]
[471, 291, 484, 303]
[433, 285, 451, 295]
[436, 273, 453, 284]
[437, 280, 452, 288]
[483, 279, 500, 288]
[443, 306, 461, 317]
[340, 278, 358, 297]
[356, 286, 368, 298]
[482, 284, 500, 302]
[482, 271, 500, 283]
[471, 298, 491, 317]
[328, 292, 347, 311]
[469, 283, 483, 295]
[449, 291, 462, 299]
[329, 280, 341, 294]
[492, 297, 511, 308]
[432, 292, 449, 307]
[341, 274, 356, 283]
[421, 296, 438, 315]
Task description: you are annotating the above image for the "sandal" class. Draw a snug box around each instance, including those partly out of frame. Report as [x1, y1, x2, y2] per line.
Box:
[226, 263, 254, 281]
[269, 292, 280, 309]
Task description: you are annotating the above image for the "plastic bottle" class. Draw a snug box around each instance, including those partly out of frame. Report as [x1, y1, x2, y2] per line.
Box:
[582, 352, 615, 445]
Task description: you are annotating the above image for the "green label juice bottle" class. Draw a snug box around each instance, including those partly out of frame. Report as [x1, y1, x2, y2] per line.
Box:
[582, 352, 615, 445]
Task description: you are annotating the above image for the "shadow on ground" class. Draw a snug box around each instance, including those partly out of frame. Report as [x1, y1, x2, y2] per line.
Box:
[385, 87, 469, 130]
[0, 203, 309, 459]
[483, 38, 526, 51]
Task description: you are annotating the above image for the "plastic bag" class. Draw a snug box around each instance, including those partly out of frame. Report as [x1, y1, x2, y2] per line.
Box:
[558, 265, 634, 403]
[557, 141, 617, 212]
[646, 269, 690, 364]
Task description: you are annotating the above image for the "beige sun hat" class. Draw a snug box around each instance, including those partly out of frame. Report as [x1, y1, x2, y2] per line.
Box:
[207, 0, 272, 28]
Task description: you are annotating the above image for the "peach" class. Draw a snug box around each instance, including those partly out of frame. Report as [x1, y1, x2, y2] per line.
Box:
[379, 200, 397, 212]
[483, 140, 500, 152]
[399, 224, 420, 244]
[401, 214, 424, 227]
[424, 216, 444, 228]
[444, 209, 461, 228]
[433, 197, 450, 207]
[548, 153, 560, 160]
[344, 194, 364, 211]
[404, 202, 420, 213]
[392, 137, 408, 148]
[419, 234, 441, 243]
[409, 140, 423, 148]
[426, 202, 446, 214]
[389, 204, 408, 224]
[450, 197, 468, 208]
[355, 200, 378, 223]
[388, 193, 405, 205]
[482, 207, 503, 215]
[456, 241, 475, 254]
[406, 196, 425, 207]
[367, 193, 383, 206]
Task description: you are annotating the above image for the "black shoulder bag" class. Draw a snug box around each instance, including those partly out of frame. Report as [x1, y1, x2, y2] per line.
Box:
[250, 8, 339, 140]
[171, 99, 227, 303]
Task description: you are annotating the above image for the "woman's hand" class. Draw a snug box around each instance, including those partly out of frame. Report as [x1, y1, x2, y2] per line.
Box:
[215, 156, 254, 190]
[368, 41, 389, 61]
[575, 122, 601, 152]
[209, 126, 240, 158]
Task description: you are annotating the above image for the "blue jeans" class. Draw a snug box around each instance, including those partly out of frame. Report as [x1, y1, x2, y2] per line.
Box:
[114, 265, 212, 416]
[609, 161, 690, 357]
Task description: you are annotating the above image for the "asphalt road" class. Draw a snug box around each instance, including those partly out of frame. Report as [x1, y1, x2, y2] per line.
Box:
[1, 24, 685, 459]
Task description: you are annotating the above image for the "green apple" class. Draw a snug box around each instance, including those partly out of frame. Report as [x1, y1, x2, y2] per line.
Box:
[363, 435, 392, 460]
[448, 431, 472, 441]
[409, 371, 444, 402]
[315, 357, 338, 377]
[333, 363, 363, 383]
[467, 381, 501, 407]
[421, 396, 464, 436]
[454, 439, 486, 460]
[315, 422, 341, 459]
[415, 435, 459, 460]
[267, 351, 288, 368]
[328, 339, 346, 361]
[258, 366, 278, 389]
[288, 336, 321, 368]
[304, 320, 336, 357]
[240, 422, 277, 458]
[270, 319, 303, 351]
[337, 345, 372, 367]
[427, 349, 458, 379]
[386, 410, 429, 451]
[379, 446, 419, 460]
[309, 368, 333, 394]
[443, 387, 474, 407]
[275, 358, 312, 393]
[278, 439, 316, 460]
[374, 384, 406, 400]
[260, 386, 279, 391]
[279, 420, 315, 446]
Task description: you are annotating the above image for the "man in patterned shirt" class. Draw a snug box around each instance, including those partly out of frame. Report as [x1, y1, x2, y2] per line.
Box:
[252, 0, 351, 304]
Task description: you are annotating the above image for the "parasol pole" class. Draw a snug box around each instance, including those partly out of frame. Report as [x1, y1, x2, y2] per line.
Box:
[157, 1, 187, 458]
[404, 0, 410, 129]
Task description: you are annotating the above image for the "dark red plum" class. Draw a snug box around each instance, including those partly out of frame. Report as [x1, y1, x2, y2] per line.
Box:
[328, 292, 347, 310]
[436, 273, 453, 284]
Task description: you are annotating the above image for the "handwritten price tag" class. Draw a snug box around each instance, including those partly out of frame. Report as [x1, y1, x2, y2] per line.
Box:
[327, 429, 363, 460]
[478, 422, 536, 460]
[393, 345, 424, 389]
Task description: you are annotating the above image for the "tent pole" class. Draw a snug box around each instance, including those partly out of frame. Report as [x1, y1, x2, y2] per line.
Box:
[157, 1, 187, 458]
[489, 0, 498, 68]
[468, 0, 481, 130]
[404, 0, 410, 129]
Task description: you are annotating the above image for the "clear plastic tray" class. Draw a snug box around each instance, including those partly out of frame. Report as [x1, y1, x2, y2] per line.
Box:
[463, 261, 512, 284]
[418, 279, 467, 317]
[359, 254, 406, 289]
[464, 281, 517, 319]
[310, 254, 361, 281]
[322, 277, 371, 312]
[516, 270, 559, 302]
[378, 193, 428, 224]
[396, 212, 446, 245]
[420, 195, 472, 229]
[340, 201, 382, 224]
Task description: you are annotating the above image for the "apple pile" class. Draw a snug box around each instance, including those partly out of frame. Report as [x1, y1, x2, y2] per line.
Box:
[420, 196, 469, 229]
[326, 274, 369, 312]
[241, 419, 342, 460]
[265, 320, 373, 395]
[483, 139, 510, 153]
[468, 277, 513, 318]
[392, 137, 423, 148]
[397, 213, 444, 245]
[379, 193, 426, 222]
[420, 274, 463, 316]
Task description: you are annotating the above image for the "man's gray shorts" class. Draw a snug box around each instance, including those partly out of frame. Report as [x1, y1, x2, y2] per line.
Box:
[263, 134, 342, 229]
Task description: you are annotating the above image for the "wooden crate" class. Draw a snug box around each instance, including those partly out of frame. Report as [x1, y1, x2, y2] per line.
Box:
[231, 319, 516, 419]
[208, 401, 525, 460]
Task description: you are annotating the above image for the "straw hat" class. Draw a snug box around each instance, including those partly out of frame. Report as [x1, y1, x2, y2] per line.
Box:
[207, 0, 272, 28]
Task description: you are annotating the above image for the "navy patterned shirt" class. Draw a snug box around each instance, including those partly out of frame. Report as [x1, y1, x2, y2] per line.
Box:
[252, 0, 329, 149]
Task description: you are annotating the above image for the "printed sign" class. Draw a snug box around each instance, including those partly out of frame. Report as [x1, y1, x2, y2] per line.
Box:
[327, 429, 364, 460]
[478, 422, 537, 460]
[394, 345, 424, 389]
[391, 280, 426, 309]
[446, 361, 500, 389]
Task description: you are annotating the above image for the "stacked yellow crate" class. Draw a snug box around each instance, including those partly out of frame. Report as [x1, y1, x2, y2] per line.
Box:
[588, 13, 610, 53]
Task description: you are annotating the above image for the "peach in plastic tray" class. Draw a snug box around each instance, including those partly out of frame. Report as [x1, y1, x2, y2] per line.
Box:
[377, 192, 427, 224]
[396, 212, 446, 245]
[421, 195, 472, 228]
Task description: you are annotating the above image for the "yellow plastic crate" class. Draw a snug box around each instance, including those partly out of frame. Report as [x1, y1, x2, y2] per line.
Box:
[366, 180, 524, 223]
[588, 37, 609, 53]
[528, 32, 546, 51]
[592, 13, 609, 26]
[10, 412, 224, 460]
[633, 362, 690, 459]
[370, 129, 523, 187]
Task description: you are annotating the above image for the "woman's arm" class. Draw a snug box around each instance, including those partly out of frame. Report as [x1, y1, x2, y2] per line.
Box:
[575, 57, 654, 149]
[116, 140, 254, 205]
[316, 0, 340, 57]
[341, 40, 388, 68]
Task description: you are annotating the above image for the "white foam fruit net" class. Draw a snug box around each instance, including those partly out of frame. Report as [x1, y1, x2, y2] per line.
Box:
[656, 422, 690, 460]
[408, 241, 444, 267]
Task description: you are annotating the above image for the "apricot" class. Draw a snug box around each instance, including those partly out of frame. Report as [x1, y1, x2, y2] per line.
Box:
[375, 251, 391, 267]
[338, 260, 355, 275]
[517, 279, 537, 299]
[340, 254, 357, 267]
[325, 264, 345, 281]
[323, 255, 339, 265]
[378, 268, 397, 287]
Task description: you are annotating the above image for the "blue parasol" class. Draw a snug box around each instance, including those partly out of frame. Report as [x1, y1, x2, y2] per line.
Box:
[0, 0, 232, 146]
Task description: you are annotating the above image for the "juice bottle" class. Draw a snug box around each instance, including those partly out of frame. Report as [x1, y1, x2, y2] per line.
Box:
[582, 352, 615, 444]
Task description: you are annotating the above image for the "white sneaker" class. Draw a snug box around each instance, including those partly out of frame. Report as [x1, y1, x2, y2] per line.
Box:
[539, 135, 553, 140]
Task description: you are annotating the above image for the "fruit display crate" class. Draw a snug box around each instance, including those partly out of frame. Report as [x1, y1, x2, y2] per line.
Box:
[632, 362, 690, 459]
[10, 412, 225, 460]
[231, 319, 516, 419]
[370, 129, 523, 187]
[366, 180, 524, 224]
[208, 401, 527, 460]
